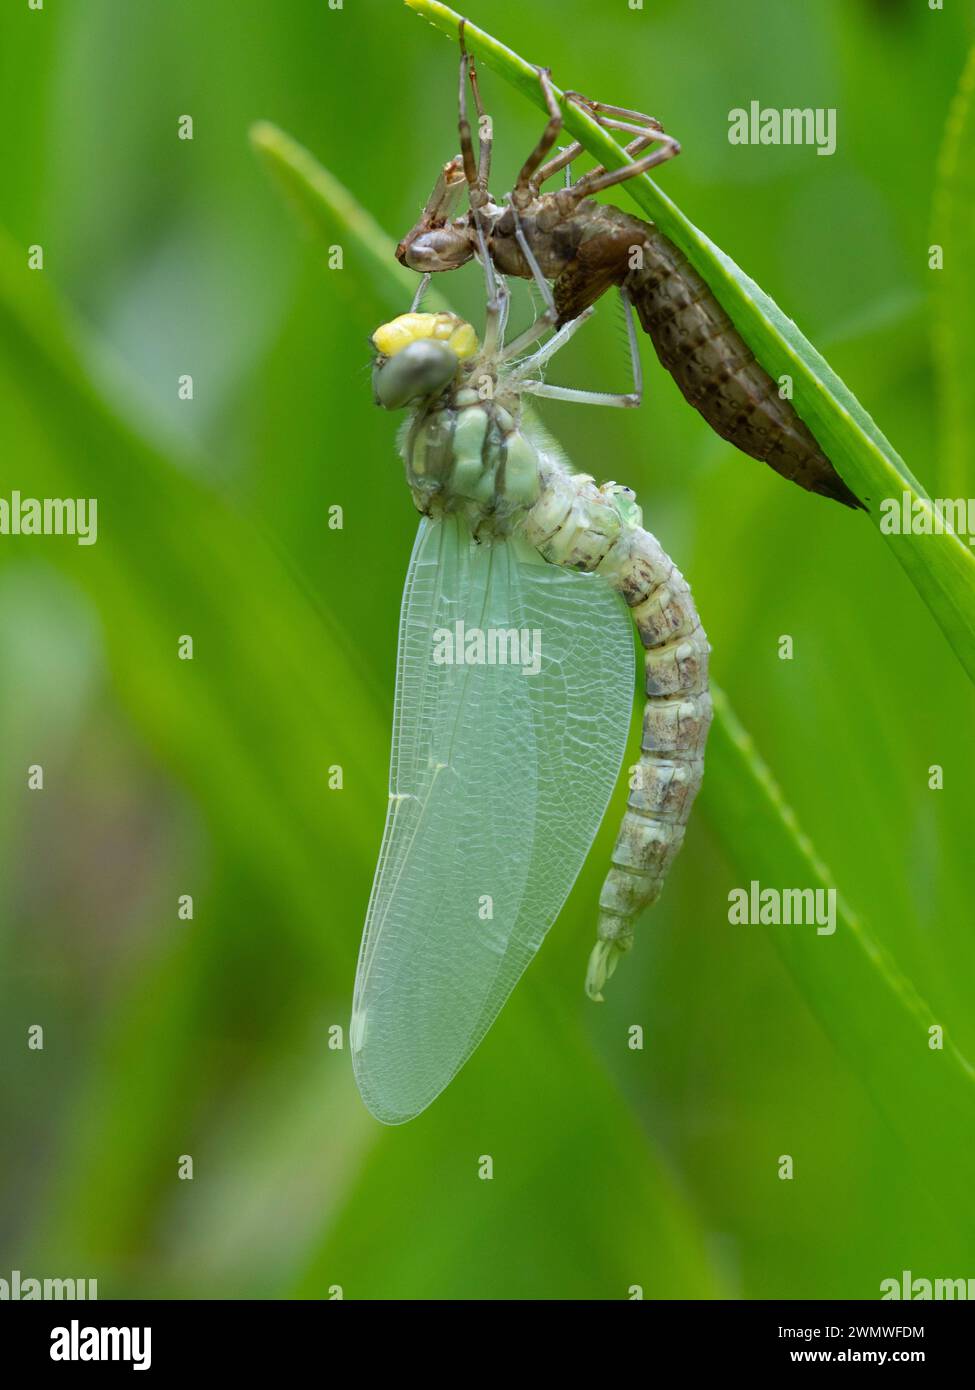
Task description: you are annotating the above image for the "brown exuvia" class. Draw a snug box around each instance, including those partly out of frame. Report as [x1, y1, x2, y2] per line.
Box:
[396, 28, 863, 512]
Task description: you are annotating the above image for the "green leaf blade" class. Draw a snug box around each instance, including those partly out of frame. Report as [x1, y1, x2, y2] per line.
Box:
[932, 43, 975, 497]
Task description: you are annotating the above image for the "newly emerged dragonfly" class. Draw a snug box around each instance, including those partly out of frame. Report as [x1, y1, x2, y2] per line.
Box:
[396, 28, 863, 511]
[351, 270, 710, 1124]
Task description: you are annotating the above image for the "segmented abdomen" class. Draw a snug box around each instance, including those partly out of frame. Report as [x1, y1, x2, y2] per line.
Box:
[592, 523, 711, 999]
[519, 461, 711, 1000]
[625, 229, 861, 509]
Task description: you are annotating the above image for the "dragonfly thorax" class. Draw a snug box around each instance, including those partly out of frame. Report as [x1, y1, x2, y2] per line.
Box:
[403, 391, 541, 535]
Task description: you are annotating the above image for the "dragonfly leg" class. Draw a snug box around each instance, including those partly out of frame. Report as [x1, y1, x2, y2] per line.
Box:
[534, 128, 648, 190]
[409, 273, 432, 313]
[565, 94, 666, 133]
[458, 24, 505, 353]
[560, 92, 680, 197]
[498, 277, 511, 346]
[521, 382, 640, 409]
[512, 67, 563, 209]
[498, 309, 556, 360]
[465, 36, 493, 191]
[534, 141, 584, 189]
[505, 306, 594, 369]
[570, 131, 681, 199]
[569, 126, 663, 188]
[491, 199, 560, 357]
[519, 288, 642, 408]
[510, 204, 556, 315]
[475, 214, 513, 356]
[535, 88, 669, 191]
[620, 285, 643, 403]
[457, 24, 482, 202]
[534, 94, 674, 191]
[477, 219, 505, 356]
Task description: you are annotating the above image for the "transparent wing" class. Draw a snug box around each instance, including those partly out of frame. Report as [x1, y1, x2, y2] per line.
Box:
[351, 514, 634, 1124]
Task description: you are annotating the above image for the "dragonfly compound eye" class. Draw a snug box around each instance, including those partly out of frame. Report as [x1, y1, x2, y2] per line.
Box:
[373, 340, 460, 411]
[371, 312, 478, 410]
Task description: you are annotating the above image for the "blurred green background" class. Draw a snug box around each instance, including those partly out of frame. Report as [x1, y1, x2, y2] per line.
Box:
[1, 0, 974, 1300]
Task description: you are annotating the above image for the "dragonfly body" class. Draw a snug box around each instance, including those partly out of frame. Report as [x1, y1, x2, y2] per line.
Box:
[354, 305, 710, 1121]
[396, 39, 863, 510]
[388, 317, 713, 982]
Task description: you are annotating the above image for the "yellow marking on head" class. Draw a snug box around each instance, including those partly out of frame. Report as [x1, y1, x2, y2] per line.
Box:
[372, 311, 478, 361]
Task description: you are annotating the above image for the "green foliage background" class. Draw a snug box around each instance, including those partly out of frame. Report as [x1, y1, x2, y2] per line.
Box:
[1, 0, 973, 1300]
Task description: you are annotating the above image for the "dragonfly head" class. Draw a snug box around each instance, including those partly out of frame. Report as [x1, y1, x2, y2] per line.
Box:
[372, 312, 478, 410]
[395, 158, 473, 272]
[396, 222, 474, 273]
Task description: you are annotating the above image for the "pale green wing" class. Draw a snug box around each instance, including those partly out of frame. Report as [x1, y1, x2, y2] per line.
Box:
[351, 514, 634, 1124]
